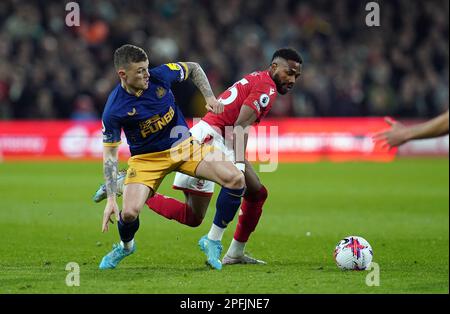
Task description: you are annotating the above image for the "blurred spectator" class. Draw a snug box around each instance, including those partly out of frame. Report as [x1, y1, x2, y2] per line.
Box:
[71, 94, 98, 121]
[0, 0, 448, 120]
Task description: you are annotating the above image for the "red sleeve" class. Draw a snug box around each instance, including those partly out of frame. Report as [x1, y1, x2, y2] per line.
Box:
[243, 81, 275, 121]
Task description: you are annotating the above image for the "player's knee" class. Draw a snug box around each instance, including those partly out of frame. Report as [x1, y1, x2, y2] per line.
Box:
[223, 170, 245, 189]
[245, 185, 268, 203]
[258, 185, 268, 202]
[187, 215, 204, 227]
[121, 207, 140, 222]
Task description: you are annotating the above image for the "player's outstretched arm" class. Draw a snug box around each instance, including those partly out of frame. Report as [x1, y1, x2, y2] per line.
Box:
[184, 62, 224, 114]
[102, 145, 120, 232]
[373, 110, 449, 149]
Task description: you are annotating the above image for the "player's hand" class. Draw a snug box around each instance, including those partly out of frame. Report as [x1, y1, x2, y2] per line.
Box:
[205, 97, 224, 114]
[372, 117, 409, 149]
[102, 198, 120, 232]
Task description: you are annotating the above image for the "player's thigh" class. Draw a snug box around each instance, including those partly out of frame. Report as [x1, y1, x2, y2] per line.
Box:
[195, 150, 244, 188]
[173, 171, 215, 197]
[122, 183, 152, 218]
[244, 160, 263, 194]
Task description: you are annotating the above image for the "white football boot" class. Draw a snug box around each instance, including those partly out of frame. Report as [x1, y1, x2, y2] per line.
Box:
[222, 254, 267, 265]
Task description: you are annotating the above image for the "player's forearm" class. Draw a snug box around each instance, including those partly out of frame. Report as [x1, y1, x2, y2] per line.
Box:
[406, 111, 449, 141]
[185, 62, 215, 100]
[233, 122, 252, 165]
[234, 107, 257, 165]
[234, 130, 249, 164]
[103, 147, 119, 199]
[234, 132, 248, 164]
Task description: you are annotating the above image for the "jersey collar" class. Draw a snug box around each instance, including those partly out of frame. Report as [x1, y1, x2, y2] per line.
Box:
[120, 82, 144, 98]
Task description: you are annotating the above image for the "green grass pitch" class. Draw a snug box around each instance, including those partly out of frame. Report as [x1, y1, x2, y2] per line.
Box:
[0, 159, 448, 293]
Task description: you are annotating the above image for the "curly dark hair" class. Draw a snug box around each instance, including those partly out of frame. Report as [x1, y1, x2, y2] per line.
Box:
[271, 48, 303, 64]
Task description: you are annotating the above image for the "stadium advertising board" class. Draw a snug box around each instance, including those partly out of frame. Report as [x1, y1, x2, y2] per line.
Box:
[0, 118, 446, 161]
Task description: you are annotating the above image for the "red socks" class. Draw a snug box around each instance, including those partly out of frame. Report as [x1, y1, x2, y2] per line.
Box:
[146, 185, 268, 239]
[234, 186, 268, 242]
[146, 193, 203, 227]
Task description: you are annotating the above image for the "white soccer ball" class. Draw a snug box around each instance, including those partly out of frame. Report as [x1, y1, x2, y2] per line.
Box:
[333, 236, 373, 270]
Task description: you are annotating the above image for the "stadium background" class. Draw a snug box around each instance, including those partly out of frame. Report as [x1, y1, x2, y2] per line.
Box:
[1, 0, 448, 160]
[0, 0, 448, 294]
[0, 0, 448, 119]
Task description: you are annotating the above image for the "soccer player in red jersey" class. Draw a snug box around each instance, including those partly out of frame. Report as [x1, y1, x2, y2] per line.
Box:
[94, 48, 303, 265]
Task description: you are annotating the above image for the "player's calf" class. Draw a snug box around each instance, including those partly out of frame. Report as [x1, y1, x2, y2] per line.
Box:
[236, 185, 268, 242]
[195, 155, 246, 269]
[99, 210, 140, 270]
[224, 185, 268, 263]
[146, 193, 205, 227]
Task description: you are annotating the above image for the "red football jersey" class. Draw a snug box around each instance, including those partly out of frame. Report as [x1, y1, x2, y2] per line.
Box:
[202, 70, 277, 135]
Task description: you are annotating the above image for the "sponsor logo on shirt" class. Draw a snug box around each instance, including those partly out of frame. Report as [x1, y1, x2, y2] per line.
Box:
[127, 107, 137, 116]
[139, 106, 175, 138]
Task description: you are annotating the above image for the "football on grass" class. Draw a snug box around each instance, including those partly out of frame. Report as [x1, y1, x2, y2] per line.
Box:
[333, 236, 373, 270]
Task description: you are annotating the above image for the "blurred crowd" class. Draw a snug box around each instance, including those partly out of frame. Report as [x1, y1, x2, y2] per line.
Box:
[0, 0, 448, 120]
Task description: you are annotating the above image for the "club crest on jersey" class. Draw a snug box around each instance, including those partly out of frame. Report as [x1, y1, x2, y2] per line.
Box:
[196, 180, 205, 189]
[127, 168, 137, 178]
[259, 94, 270, 108]
[156, 87, 167, 99]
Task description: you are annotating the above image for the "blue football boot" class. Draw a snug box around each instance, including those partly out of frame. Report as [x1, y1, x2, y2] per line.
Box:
[198, 235, 223, 270]
[99, 243, 136, 270]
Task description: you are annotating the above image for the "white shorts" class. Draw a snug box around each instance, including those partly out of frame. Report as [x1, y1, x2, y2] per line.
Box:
[173, 120, 235, 196]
